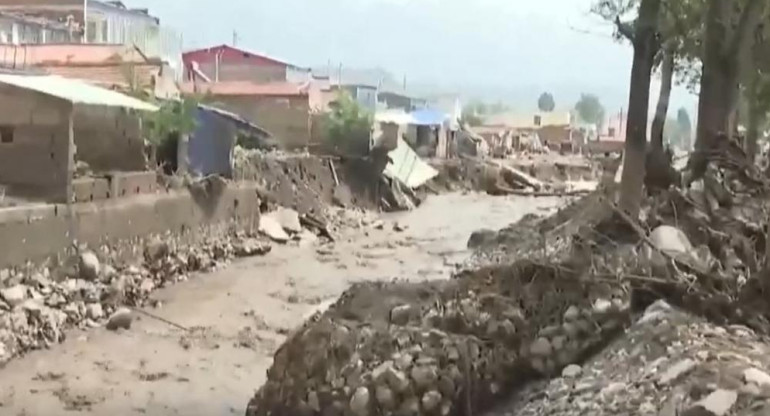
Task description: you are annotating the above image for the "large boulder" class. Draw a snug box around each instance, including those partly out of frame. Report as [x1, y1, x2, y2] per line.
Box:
[78, 251, 101, 281]
[271, 208, 302, 234]
[259, 215, 290, 243]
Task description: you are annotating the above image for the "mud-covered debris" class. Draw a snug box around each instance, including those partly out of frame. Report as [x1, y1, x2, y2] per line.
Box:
[259, 216, 290, 243]
[78, 251, 100, 281]
[560, 364, 582, 378]
[1, 284, 28, 307]
[144, 238, 170, 262]
[685, 389, 738, 416]
[743, 368, 770, 387]
[106, 308, 132, 331]
[272, 207, 302, 234]
[234, 239, 272, 257]
[86, 303, 104, 320]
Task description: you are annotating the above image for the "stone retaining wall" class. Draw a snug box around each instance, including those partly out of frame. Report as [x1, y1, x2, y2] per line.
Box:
[0, 181, 261, 268]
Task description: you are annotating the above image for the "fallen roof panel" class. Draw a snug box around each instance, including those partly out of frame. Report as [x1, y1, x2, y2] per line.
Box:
[0, 73, 158, 111]
[384, 137, 438, 188]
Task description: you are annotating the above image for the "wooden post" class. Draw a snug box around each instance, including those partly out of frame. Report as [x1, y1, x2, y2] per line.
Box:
[65, 105, 76, 243]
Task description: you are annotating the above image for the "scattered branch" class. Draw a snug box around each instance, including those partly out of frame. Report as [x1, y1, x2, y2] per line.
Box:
[615, 16, 636, 41]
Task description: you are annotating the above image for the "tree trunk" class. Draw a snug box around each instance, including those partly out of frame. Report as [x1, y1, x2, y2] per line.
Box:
[689, 0, 765, 180]
[651, 47, 675, 152]
[746, 72, 761, 162]
[618, 0, 661, 217]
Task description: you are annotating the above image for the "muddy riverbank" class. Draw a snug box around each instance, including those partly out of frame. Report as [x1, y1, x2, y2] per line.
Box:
[0, 192, 568, 415]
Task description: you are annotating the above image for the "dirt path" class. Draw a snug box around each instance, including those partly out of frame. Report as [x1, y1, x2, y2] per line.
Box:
[0, 193, 567, 416]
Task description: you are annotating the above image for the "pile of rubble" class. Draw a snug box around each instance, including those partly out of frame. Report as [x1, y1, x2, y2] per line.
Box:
[245, 261, 631, 416]
[0, 201, 359, 365]
[496, 300, 770, 416]
[244, 141, 770, 415]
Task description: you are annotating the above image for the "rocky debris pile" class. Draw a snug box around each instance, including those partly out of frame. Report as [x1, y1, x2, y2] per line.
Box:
[492, 300, 770, 416]
[0, 226, 273, 365]
[245, 260, 632, 416]
[466, 183, 613, 268]
[246, 141, 770, 416]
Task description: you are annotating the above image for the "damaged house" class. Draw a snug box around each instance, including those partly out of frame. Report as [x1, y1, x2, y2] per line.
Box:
[0, 43, 178, 98]
[0, 72, 158, 204]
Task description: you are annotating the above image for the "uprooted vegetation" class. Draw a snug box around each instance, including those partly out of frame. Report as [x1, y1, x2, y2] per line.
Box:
[245, 141, 770, 415]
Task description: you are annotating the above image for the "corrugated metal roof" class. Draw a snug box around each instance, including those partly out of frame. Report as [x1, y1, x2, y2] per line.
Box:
[384, 137, 439, 188]
[0, 73, 158, 111]
[198, 103, 272, 137]
[410, 108, 448, 126]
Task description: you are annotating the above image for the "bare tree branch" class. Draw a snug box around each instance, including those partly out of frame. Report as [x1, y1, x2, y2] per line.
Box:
[615, 16, 636, 41]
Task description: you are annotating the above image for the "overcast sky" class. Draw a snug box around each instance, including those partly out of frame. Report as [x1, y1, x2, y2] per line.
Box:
[128, 0, 697, 115]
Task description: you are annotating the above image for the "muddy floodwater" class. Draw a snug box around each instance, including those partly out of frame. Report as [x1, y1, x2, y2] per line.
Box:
[0, 192, 569, 415]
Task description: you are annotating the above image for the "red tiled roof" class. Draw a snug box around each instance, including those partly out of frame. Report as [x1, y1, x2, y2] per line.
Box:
[180, 81, 309, 97]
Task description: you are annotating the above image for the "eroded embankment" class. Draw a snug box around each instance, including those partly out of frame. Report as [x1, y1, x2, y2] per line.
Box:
[0, 151, 385, 368]
[244, 146, 770, 416]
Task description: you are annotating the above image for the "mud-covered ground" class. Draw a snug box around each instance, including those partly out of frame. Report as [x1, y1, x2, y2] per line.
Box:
[0, 193, 568, 415]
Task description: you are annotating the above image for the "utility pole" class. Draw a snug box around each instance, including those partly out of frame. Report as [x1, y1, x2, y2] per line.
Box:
[82, 0, 88, 43]
[232, 31, 238, 46]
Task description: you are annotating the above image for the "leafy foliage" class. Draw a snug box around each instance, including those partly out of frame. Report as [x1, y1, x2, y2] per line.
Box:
[323, 90, 373, 156]
[460, 111, 483, 127]
[537, 92, 556, 112]
[143, 98, 199, 147]
[575, 94, 606, 125]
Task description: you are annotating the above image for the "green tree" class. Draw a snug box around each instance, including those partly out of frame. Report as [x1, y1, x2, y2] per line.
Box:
[460, 106, 483, 127]
[538, 92, 556, 112]
[324, 91, 373, 156]
[574, 94, 606, 125]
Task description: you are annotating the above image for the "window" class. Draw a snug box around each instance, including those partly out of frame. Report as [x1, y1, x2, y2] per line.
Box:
[0, 126, 14, 143]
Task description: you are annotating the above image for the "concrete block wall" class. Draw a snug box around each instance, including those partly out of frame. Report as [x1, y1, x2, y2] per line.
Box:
[0, 85, 70, 201]
[0, 183, 261, 268]
[73, 107, 146, 172]
[109, 171, 158, 198]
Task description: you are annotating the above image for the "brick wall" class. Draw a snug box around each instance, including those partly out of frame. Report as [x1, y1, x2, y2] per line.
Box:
[209, 95, 311, 150]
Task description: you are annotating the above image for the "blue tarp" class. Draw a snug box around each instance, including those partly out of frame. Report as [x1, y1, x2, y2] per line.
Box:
[409, 108, 448, 126]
